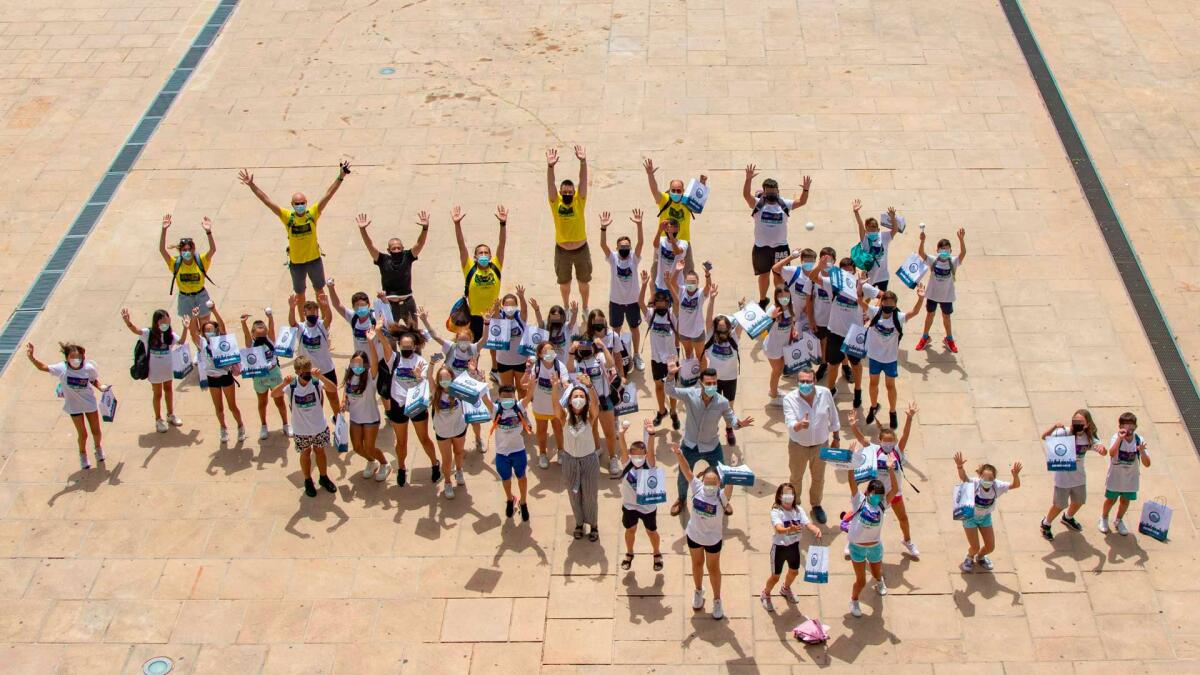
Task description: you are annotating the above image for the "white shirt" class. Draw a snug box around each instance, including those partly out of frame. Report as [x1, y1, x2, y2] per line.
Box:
[771, 506, 811, 546]
[764, 306, 796, 358]
[297, 320, 335, 373]
[140, 328, 180, 384]
[752, 198, 794, 247]
[531, 359, 569, 416]
[574, 353, 612, 399]
[495, 314, 527, 367]
[344, 373, 380, 425]
[783, 386, 840, 445]
[865, 306, 904, 364]
[847, 492, 886, 545]
[685, 477, 725, 546]
[1050, 428, 1097, 489]
[779, 267, 814, 332]
[812, 277, 833, 327]
[49, 361, 99, 415]
[288, 378, 328, 437]
[970, 478, 1011, 517]
[872, 444, 904, 495]
[606, 251, 641, 305]
[824, 274, 878, 337]
[493, 403, 529, 455]
[924, 254, 960, 304]
[341, 308, 382, 359]
[544, 310, 577, 368]
[862, 231, 894, 285]
[704, 337, 739, 381]
[562, 421, 596, 459]
[1106, 433, 1148, 493]
[388, 353, 426, 405]
[675, 288, 707, 339]
[644, 307, 677, 364]
[199, 336, 234, 379]
[432, 391, 467, 438]
[442, 342, 477, 376]
[620, 464, 656, 514]
[654, 236, 689, 290]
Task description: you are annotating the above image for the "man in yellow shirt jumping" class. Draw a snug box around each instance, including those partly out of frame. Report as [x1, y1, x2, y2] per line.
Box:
[238, 161, 351, 304]
[547, 145, 590, 309]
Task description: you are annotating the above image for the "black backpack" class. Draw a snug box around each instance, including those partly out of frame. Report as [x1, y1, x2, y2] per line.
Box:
[130, 339, 149, 380]
[168, 254, 214, 295]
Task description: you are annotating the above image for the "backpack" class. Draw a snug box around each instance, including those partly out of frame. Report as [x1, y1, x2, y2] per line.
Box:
[657, 196, 696, 220]
[849, 242, 878, 272]
[168, 254, 214, 295]
[867, 306, 903, 342]
[751, 195, 790, 217]
[130, 339, 149, 380]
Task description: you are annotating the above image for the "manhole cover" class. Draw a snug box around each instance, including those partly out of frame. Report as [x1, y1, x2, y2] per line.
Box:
[143, 657, 173, 675]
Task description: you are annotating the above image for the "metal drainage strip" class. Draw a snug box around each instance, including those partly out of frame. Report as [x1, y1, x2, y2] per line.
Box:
[0, 0, 241, 374]
[999, 0, 1200, 453]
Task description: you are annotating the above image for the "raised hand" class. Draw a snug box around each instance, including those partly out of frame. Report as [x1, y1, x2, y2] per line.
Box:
[339, 160, 352, 175]
[162, 214, 172, 230]
[494, 205, 508, 224]
[573, 144, 586, 161]
[887, 206, 897, 220]
[905, 401, 918, 417]
[577, 373, 592, 387]
[847, 409, 858, 426]
[515, 284, 526, 298]
[546, 148, 559, 167]
[953, 451, 966, 467]
[451, 206, 465, 224]
[416, 211, 430, 228]
[1011, 462, 1023, 476]
[801, 175, 812, 191]
[569, 299, 579, 313]
[528, 297, 540, 313]
[643, 158, 656, 175]
[852, 199, 862, 213]
[237, 169, 254, 186]
[201, 216, 213, 233]
[745, 164, 758, 180]
[630, 208, 643, 225]
[957, 227, 966, 240]
[640, 269, 650, 283]
[354, 213, 371, 230]
[599, 211, 612, 229]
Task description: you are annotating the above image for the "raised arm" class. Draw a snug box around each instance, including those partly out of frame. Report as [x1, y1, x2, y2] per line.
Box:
[266, 310, 277, 341]
[953, 452, 969, 483]
[451, 206, 468, 268]
[546, 148, 559, 201]
[410, 210, 431, 257]
[638, 270, 651, 312]
[515, 285, 529, 320]
[742, 164, 758, 209]
[201, 216, 216, 260]
[772, 251, 800, 279]
[792, 175, 812, 209]
[918, 230, 928, 259]
[897, 402, 917, 451]
[885, 207, 900, 237]
[25, 344, 50, 372]
[318, 291, 333, 325]
[239, 313, 252, 344]
[575, 145, 587, 201]
[326, 279, 346, 317]
[494, 205, 508, 267]
[644, 419, 657, 467]
[159, 214, 173, 265]
[632, 208, 645, 258]
[904, 283, 926, 322]
[1009, 462, 1023, 490]
[643, 157, 661, 201]
[852, 199, 865, 240]
[238, 169, 280, 215]
[287, 295, 299, 328]
[119, 308, 142, 336]
[598, 211, 612, 258]
[956, 227, 967, 263]
[316, 161, 351, 214]
[356, 213, 380, 259]
[670, 443, 695, 482]
[846, 409, 869, 446]
[210, 303, 227, 334]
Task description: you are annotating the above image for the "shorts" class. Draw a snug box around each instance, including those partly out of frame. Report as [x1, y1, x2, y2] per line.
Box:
[384, 295, 418, 323]
[962, 513, 993, 529]
[824, 332, 860, 366]
[322, 369, 338, 386]
[497, 361, 527, 374]
[295, 429, 331, 452]
[435, 428, 466, 441]
[1105, 489, 1137, 501]
[770, 542, 802, 574]
[925, 300, 954, 315]
[495, 449, 528, 481]
[598, 394, 615, 413]
[651, 360, 670, 382]
[752, 244, 790, 276]
[873, 280, 889, 293]
[205, 373, 235, 389]
[386, 404, 429, 425]
[69, 410, 98, 418]
[288, 258, 327, 294]
[176, 288, 212, 318]
[868, 359, 898, 378]
[554, 243, 593, 285]
[609, 301, 641, 330]
[717, 378, 737, 402]
[468, 315, 485, 342]
[813, 326, 829, 340]
[351, 418, 381, 428]
[253, 365, 283, 394]
[1053, 484, 1087, 509]
[622, 507, 658, 531]
[849, 542, 883, 563]
[533, 411, 555, 422]
[686, 535, 723, 554]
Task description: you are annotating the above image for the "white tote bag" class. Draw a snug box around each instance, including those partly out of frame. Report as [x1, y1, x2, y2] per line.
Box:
[518, 326, 548, 357]
[239, 346, 271, 379]
[732, 304, 773, 339]
[332, 413, 349, 453]
[273, 326, 298, 358]
[803, 545, 829, 584]
[1138, 499, 1171, 542]
[614, 382, 639, 417]
[99, 387, 117, 423]
[207, 335, 242, 368]
[171, 344, 195, 380]
[485, 319, 511, 351]
[895, 252, 929, 289]
[953, 481, 976, 521]
[841, 323, 868, 360]
[1044, 436, 1078, 472]
[635, 466, 667, 505]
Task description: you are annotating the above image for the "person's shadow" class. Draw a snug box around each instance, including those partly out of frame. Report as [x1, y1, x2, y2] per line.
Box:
[901, 348, 967, 383]
[1101, 530, 1149, 569]
[682, 614, 749, 663]
[492, 516, 548, 566]
[561, 534, 608, 576]
[824, 595, 900, 663]
[47, 461, 124, 507]
[953, 571, 1022, 618]
[205, 441, 254, 477]
[284, 489, 350, 538]
[1041, 532, 1105, 580]
[137, 428, 202, 468]
[253, 433, 289, 471]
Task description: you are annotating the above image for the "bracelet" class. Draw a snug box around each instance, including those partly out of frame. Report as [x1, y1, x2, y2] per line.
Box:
[499, 221, 507, 227]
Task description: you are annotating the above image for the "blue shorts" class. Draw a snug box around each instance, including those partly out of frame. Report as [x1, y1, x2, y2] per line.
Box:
[849, 542, 883, 563]
[495, 449, 528, 481]
[925, 299, 953, 315]
[868, 359, 898, 378]
[962, 513, 993, 529]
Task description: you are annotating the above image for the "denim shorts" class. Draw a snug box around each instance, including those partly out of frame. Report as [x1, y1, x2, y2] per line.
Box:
[495, 449, 528, 481]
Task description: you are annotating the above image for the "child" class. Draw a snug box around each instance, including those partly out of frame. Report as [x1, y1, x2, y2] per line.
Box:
[599, 209, 645, 370]
[843, 465, 898, 618]
[665, 259, 712, 363]
[492, 290, 530, 395]
[773, 248, 819, 338]
[27, 342, 107, 468]
[120, 307, 183, 432]
[700, 290, 743, 446]
[190, 304, 246, 443]
[760, 482, 822, 613]
[653, 217, 688, 301]
[848, 404, 921, 558]
[240, 309, 290, 439]
[288, 294, 341, 416]
[619, 419, 662, 571]
[529, 298, 577, 370]
[638, 270, 680, 430]
[811, 253, 879, 408]
[809, 246, 837, 381]
[1040, 409, 1104, 540]
[864, 288, 925, 429]
[954, 451, 1022, 572]
[854, 201, 900, 292]
[763, 285, 798, 406]
[272, 356, 337, 497]
[328, 280, 382, 359]
[915, 227, 966, 353]
[1099, 412, 1151, 536]
[671, 444, 734, 620]
[343, 329, 390, 483]
[492, 384, 532, 521]
[524, 340, 569, 469]
[419, 309, 488, 451]
[383, 331, 439, 487]
[429, 360, 476, 498]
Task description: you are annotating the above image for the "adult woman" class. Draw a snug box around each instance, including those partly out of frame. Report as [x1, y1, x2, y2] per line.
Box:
[120, 307, 183, 432]
[27, 342, 107, 469]
[567, 335, 622, 477]
[189, 304, 245, 444]
[240, 309, 290, 439]
[343, 329, 391, 483]
[159, 213, 215, 321]
[524, 340, 569, 469]
[553, 375, 601, 540]
[671, 443, 734, 620]
[384, 330, 439, 487]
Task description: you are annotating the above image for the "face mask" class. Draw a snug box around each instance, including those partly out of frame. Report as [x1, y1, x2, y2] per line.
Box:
[938, 250, 951, 260]
[577, 349, 593, 360]
[590, 323, 605, 332]
[477, 255, 490, 267]
[781, 493, 795, 505]
[703, 385, 718, 397]
[68, 358, 82, 369]
[298, 373, 312, 383]
[654, 307, 668, 316]
[841, 268, 855, 276]
[618, 247, 631, 258]
[868, 493, 883, 506]
[390, 250, 405, 260]
[1071, 422, 1085, 433]
[763, 193, 779, 203]
[293, 204, 307, 215]
[797, 382, 814, 395]
[570, 397, 586, 412]
[561, 193, 574, 205]
[702, 485, 719, 497]
[205, 330, 217, 338]
[355, 306, 370, 318]
[500, 399, 516, 410]
[399, 348, 414, 359]
[715, 332, 729, 342]
[631, 456, 646, 467]
[542, 352, 556, 363]
[548, 320, 564, 332]
[777, 296, 790, 306]
[181, 251, 193, 261]
[685, 283, 698, 293]
[158, 322, 171, 332]
[669, 192, 683, 203]
[305, 315, 318, 326]
[866, 232, 880, 243]
[439, 379, 452, 388]
[980, 480, 994, 490]
[881, 306, 896, 316]
[502, 306, 518, 317]
[351, 365, 365, 375]
[880, 443, 896, 453]
[456, 340, 471, 351]
[802, 261, 815, 272]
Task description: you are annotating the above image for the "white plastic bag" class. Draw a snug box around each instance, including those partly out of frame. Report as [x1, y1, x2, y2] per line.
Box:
[953, 481, 975, 521]
[684, 178, 708, 213]
[614, 382, 639, 417]
[171, 344, 195, 380]
[99, 387, 117, 423]
[485, 319, 511, 351]
[803, 545, 829, 584]
[1138, 500, 1171, 542]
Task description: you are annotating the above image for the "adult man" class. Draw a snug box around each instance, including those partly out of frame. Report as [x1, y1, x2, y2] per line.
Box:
[547, 145, 590, 309]
[643, 157, 705, 274]
[742, 164, 811, 309]
[782, 367, 840, 524]
[356, 211, 429, 324]
[665, 363, 755, 516]
[239, 161, 350, 304]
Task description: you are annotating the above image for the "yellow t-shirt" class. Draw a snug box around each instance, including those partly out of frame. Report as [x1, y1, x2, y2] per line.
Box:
[549, 195, 586, 245]
[465, 260, 502, 316]
[168, 252, 212, 294]
[656, 192, 693, 242]
[277, 205, 321, 264]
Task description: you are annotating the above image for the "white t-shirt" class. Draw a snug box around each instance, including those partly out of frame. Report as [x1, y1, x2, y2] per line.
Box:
[752, 198, 793, 247]
[562, 420, 596, 459]
[574, 353, 612, 399]
[970, 478, 1011, 517]
[675, 288, 707, 339]
[771, 506, 811, 546]
[531, 359, 569, 416]
[780, 267, 814, 332]
[442, 342, 477, 376]
[847, 492, 886, 545]
[862, 231, 894, 285]
[140, 328, 180, 385]
[924, 254, 961, 304]
[544, 310, 577, 367]
[288, 378, 328, 437]
[297, 320, 335, 374]
[685, 477, 725, 546]
[1106, 433, 1148, 493]
[704, 337, 739, 381]
[432, 391, 467, 439]
[865, 306, 904, 364]
[812, 277, 833, 327]
[341, 308, 382, 359]
[606, 251, 641, 305]
[824, 274, 878, 337]
[644, 308, 677, 364]
[344, 373, 380, 425]
[654, 236, 689, 290]
[387, 353, 426, 405]
[49, 361, 99, 415]
[763, 306, 795, 359]
[199, 336, 234, 379]
[493, 403, 529, 455]
[1050, 428, 1098, 489]
[873, 444, 904, 495]
[495, 315, 527, 367]
[620, 464, 657, 514]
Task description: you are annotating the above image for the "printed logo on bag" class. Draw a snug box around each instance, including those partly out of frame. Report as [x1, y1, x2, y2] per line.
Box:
[854, 331, 867, 345]
[810, 553, 818, 566]
[246, 353, 257, 366]
[219, 340, 229, 351]
[1054, 444, 1068, 457]
[647, 474, 658, 489]
[1149, 511, 1161, 523]
[490, 325, 501, 338]
[622, 390, 633, 404]
[791, 348, 802, 360]
[908, 263, 918, 273]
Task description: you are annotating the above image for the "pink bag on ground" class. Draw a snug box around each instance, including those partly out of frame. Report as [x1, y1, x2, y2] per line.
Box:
[792, 618, 831, 644]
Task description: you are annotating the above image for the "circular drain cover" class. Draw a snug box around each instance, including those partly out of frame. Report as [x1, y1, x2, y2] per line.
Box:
[379, 67, 396, 75]
[143, 657, 173, 675]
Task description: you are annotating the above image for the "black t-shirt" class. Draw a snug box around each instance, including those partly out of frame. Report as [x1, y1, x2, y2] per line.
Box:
[375, 250, 416, 295]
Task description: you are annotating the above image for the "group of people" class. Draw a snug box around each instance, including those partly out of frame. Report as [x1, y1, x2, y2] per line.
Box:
[27, 153, 1156, 621]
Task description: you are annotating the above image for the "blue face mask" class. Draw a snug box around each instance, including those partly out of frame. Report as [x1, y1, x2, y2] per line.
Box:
[477, 255, 490, 267]
[868, 493, 883, 506]
[181, 251, 193, 261]
[293, 203, 307, 215]
[703, 385, 718, 397]
[158, 323, 171, 332]
[351, 365, 365, 375]
[801, 262, 815, 272]
[938, 250, 951, 260]
[355, 306, 370, 318]
[797, 383, 814, 395]
[669, 192, 683, 203]
[500, 399, 516, 410]
[867, 232, 880, 243]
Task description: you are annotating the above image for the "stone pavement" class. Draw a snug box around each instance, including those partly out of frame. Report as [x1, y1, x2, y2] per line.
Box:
[0, 0, 1198, 673]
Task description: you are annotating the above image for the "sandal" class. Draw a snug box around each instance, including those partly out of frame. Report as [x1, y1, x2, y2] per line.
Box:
[653, 554, 664, 571]
[573, 526, 584, 540]
[588, 527, 600, 542]
[621, 553, 634, 570]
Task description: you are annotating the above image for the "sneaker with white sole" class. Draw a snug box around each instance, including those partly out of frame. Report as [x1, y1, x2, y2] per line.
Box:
[79, 453, 91, 470]
[444, 483, 455, 499]
[712, 599, 725, 620]
[977, 555, 994, 571]
[155, 419, 168, 433]
[1115, 519, 1129, 536]
[960, 556, 974, 573]
[609, 456, 621, 475]
[875, 579, 888, 596]
[259, 425, 269, 440]
[362, 460, 379, 480]
[284, 424, 294, 438]
[634, 355, 645, 371]
[538, 454, 549, 470]
[167, 414, 183, 427]
[692, 588, 704, 610]
[1098, 517, 1110, 534]
[849, 600, 862, 617]
[454, 468, 465, 485]
[237, 426, 247, 442]
[219, 427, 229, 443]
[759, 591, 775, 613]
[374, 462, 391, 482]
[779, 586, 797, 604]
[94, 447, 105, 463]
[902, 539, 920, 558]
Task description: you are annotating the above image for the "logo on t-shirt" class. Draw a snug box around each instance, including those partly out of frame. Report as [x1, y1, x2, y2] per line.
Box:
[692, 497, 718, 516]
[760, 210, 784, 225]
[66, 375, 89, 389]
[295, 392, 317, 408]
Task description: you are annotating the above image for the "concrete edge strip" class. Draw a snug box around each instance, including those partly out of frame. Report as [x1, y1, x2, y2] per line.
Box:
[0, 0, 241, 374]
[999, 0, 1200, 453]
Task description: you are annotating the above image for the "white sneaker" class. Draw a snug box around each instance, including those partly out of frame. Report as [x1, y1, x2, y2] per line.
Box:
[960, 556, 974, 573]
[155, 419, 168, 433]
[849, 600, 862, 617]
[258, 425, 269, 440]
[167, 414, 183, 427]
[902, 539, 920, 559]
[284, 424, 294, 438]
[454, 469, 465, 485]
[475, 436, 485, 453]
[712, 599, 724, 620]
[374, 462, 391, 482]
[977, 555, 994, 571]
[875, 579, 888, 596]
[1115, 519, 1129, 536]
[1098, 517, 1110, 534]
[609, 456, 621, 475]
[94, 447, 105, 463]
[219, 427, 229, 443]
[692, 588, 704, 610]
[362, 460, 379, 480]
[844, 543, 851, 559]
[79, 453, 91, 470]
[634, 355, 645, 371]
[767, 395, 784, 408]
[444, 483, 455, 499]
[538, 454, 549, 469]
[237, 426, 247, 442]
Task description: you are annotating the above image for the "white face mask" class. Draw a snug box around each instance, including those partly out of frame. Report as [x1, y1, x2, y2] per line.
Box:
[702, 485, 719, 497]
[569, 397, 586, 412]
[630, 456, 646, 468]
[68, 358, 83, 369]
[880, 443, 896, 453]
[457, 341, 471, 351]
[502, 305, 518, 317]
[781, 493, 795, 505]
